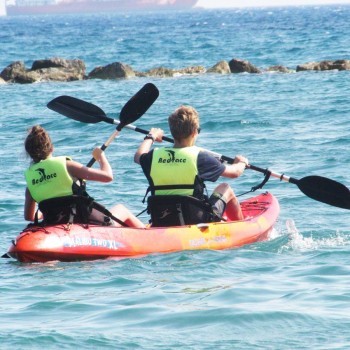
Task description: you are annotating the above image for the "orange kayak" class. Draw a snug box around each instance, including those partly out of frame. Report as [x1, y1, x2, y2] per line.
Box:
[7, 192, 279, 263]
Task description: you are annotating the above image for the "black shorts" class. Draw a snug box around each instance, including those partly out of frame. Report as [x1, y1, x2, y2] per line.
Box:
[208, 192, 227, 217]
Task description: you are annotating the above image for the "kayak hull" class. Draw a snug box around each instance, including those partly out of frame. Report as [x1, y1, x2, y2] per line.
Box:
[7, 192, 279, 263]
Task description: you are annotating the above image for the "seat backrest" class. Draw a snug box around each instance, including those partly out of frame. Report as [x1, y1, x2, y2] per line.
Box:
[147, 195, 214, 227]
[38, 195, 94, 225]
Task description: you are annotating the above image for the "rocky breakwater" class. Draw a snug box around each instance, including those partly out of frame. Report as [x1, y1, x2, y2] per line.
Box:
[0, 57, 349, 84]
[296, 60, 350, 71]
[0, 58, 85, 84]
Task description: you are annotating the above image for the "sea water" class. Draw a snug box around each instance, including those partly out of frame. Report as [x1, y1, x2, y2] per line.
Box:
[0, 6, 350, 349]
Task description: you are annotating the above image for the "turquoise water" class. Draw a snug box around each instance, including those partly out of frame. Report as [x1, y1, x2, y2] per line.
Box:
[1, 6, 350, 349]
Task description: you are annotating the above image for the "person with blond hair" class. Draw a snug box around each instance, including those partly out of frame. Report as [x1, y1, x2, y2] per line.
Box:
[134, 105, 248, 225]
[24, 125, 144, 228]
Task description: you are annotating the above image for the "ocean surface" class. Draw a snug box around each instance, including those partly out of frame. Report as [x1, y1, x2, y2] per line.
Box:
[1, 5, 350, 349]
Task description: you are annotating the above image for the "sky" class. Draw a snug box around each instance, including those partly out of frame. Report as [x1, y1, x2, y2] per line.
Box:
[196, 0, 350, 8]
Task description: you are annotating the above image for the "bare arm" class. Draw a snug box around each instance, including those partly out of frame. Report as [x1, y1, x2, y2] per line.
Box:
[66, 148, 113, 183]
[134, 128, 164, 164]
[221, 155, 249, 179]
[24, 187, 41, 221]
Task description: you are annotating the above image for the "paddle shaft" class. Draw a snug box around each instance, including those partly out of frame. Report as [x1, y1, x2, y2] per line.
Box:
[108, 119, 174, 143]
[86, 125, 122, 168]
[84, 83, 159, 167]
[210, 153, 299, 184]
[108, 120, 297, 183]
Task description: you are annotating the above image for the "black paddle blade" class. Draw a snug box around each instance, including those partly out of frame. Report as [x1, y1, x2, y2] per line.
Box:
[119, 83, 159, 128]
[47, 95, 108, 124]
[297, 175, 350, 209]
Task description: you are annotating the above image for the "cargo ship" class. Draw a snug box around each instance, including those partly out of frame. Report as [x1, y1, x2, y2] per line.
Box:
[4, 0, 198, 16]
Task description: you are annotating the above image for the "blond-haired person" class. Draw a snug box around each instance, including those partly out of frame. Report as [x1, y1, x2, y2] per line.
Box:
[134, 106, 248, 222]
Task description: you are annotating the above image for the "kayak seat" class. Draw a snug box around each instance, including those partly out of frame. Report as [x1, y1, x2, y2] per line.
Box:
[38, 195, 94, 225]
[147, 195, 217, 227]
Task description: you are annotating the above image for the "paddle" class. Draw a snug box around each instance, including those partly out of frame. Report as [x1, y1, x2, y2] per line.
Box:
[220, 158, 350, 210]
[47, 95, 350, 210]
[47, 94, 174, 143]
[47, 82, 160, 167]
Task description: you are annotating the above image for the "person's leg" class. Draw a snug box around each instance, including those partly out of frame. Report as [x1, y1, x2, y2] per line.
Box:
[210, 182, 243, 221]
[109, 204, 145, 228]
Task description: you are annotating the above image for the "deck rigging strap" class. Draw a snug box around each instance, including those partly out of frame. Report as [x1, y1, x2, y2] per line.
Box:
[237, 169, 271, 197]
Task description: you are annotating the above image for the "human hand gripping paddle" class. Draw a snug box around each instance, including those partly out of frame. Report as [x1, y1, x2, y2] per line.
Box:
[46, 94, 350, 210]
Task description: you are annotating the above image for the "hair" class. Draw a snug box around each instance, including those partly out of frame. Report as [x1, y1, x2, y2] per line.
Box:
[168, 105, 200, 141]
[25, 125, 53, 163]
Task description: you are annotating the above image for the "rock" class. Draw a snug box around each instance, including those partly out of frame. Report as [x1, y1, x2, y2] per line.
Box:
[329, 59, 350, 70]
[31, 57, 86, 81]
[35, 67, 83, 82]
[144, 67, 175, 77]
[177, 66, 206, 75]
[0, 58, 86, 83]
[32, 57, 83, 70]
[0, 61, 26, 82]
[135, 71, 148, 77]
[88, 62, 135, 79]
[207, 61, 231, 74]
[0, 77, 6, 84]
[266, 65, 294, 73]
[296, 59, 350, 71]
[144, 66, 206, 77]
[13, 71, 41, 84]
[229, 58, 261, 73]
[296, 62, 316, 71]
[1, 63, 40, 84]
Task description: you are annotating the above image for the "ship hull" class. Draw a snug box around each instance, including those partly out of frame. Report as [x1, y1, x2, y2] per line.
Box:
[6, 0, 198, 16]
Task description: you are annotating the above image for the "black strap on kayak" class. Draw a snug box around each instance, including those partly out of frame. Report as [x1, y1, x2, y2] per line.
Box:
[74, 180, 129, 227]
[237, 169, 272, 197]
[91, 202, 128, 227]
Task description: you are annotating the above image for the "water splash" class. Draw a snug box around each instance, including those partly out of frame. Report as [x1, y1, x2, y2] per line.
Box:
[281, 219, 350, 252]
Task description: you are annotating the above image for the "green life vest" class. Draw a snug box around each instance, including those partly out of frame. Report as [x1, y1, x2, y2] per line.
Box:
[150, 146, 201, 196]
[25, 156, 74, 203]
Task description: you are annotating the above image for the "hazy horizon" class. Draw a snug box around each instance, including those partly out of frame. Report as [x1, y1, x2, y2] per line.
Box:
[196, 0, 350, 8]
